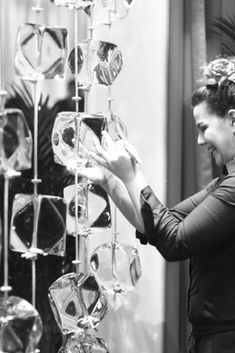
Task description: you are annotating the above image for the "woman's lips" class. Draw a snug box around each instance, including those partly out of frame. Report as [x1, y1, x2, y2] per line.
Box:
[208, 147, 216, 156]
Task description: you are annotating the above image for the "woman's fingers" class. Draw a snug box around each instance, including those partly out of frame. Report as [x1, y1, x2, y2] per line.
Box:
[92, 137, 111, 163]
[67, 165, 88, 178]
[101, 131, 116, 154]
[89, 150, 108, 167]
[123, 140, 141, 164]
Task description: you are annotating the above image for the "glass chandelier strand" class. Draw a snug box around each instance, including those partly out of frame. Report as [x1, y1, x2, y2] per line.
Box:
[30, 0, 44, 305]
[106, 14, 120, 294]
[73, 9, 82, 274]
[0, 0, 12, 303]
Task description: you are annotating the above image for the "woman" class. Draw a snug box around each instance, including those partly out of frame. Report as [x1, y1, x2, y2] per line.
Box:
[75, 57, 235, 352]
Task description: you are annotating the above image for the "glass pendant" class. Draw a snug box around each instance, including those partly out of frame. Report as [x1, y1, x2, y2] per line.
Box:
[14, 23, 68, 81]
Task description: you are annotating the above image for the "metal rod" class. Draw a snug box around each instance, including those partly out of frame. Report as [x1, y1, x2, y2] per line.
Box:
[32, 257, 36, 307]
[30, 79, 41, 306]
[3, 175, 9, 292]
[32, 80, 41, 195]
[74, 168, 80, 274]
[1, 174, 12, 302]
[32, 0, 43, 24]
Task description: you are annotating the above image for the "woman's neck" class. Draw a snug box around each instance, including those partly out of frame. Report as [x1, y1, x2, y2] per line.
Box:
[226, 160, 235, 174]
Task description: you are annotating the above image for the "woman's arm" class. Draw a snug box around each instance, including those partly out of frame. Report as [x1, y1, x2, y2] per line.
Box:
[88, 133, 235, 261]
[103, 170, 146, 232]
[71, 163, 146, 232]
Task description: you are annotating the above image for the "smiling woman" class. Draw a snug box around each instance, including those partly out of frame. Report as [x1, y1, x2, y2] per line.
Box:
[74, 56, 235, 353]
[192, 58, 235, 171]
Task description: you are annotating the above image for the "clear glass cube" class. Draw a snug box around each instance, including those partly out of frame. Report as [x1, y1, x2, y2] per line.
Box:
[51, 111, 107, 169]
[59, 331, 109, 353]
[14, 23, 68, 81]
[90, 242, 141, 294]
[68, 40, 123, 87]
[63, 183, 111, 235]
[48, 272, 108, 334]
[0, 109, 32, 174]
[68, 41, 95, 89]
[49, 0, 95, 10]
[10, 194, 67, 257]
[0, 295, 42, 353]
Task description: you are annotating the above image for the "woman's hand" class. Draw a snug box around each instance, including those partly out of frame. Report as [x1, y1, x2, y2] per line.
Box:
[67, 164, 110, 189]
[90, 131, 141, 185]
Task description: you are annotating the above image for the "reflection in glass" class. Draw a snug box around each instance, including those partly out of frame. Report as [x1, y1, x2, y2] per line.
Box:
[58, 331, 109, 353]
[48, 272, 108, 334]
[51, 111, 107, 169]
[68, 40, 123, 87]
[10, 194, 67, 256]
[64, 183, 111, 235]
[14, 23, 68, 81]
[90, 242, 141, 294]
[0, 295, 42, 353]
[0, 109, 32, 174]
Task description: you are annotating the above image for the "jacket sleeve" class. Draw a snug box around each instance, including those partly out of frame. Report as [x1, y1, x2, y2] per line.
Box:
[136, 176, 235, 261]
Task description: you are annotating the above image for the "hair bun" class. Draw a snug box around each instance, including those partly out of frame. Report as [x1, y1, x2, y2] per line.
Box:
[203, 57, 235, 87]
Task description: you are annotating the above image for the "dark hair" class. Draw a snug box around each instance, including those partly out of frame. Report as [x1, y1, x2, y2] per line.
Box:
[191, 82, 235, 117]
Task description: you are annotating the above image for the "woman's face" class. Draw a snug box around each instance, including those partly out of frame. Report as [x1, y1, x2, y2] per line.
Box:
[193, 101, 235, 167]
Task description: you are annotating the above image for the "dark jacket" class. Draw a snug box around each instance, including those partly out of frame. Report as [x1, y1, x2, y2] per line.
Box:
[136, 173, 235, 335]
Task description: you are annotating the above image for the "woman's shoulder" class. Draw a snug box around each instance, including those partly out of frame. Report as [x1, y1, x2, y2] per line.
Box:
[211, 172, 235, 205]
[218, 172, 235, 186]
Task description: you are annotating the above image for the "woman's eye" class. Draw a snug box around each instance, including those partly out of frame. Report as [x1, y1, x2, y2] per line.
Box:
[199, 126, 207, 133]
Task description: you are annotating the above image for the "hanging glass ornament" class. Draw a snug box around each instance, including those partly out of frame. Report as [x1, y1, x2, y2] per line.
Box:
[14, 23, 68, 81]
[0, 295, 42, 353]
[0, 108, 32, 174]
[51, 111, 107, 169]
[49, 0, 95, 10]
[94, 41, 123, 85]
[90, 242, 141, 294]
[64, 182, 111, 235]
[59, 331, 109, 353]
[65, 182, 89, 237]
[68, 40, 123, 88]
[48, 272, 108, 334]
[10, 194, 67, 257]
[94, 0, 135, 23]
[68, 41, 95, 90]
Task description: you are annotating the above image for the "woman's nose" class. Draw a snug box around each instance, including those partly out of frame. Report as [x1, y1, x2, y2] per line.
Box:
[197, 133, 206, 145]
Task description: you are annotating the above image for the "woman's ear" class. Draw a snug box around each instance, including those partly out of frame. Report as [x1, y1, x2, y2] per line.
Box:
[228, 109, 235, 131]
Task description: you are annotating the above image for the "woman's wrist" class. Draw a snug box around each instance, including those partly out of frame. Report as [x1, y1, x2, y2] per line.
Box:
[124, 165, 148, 191]
[101, 169, 117, 192]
